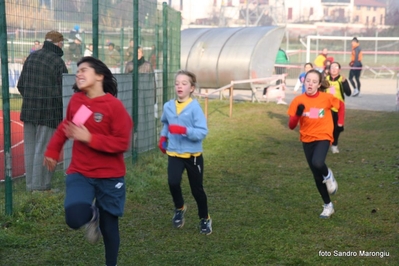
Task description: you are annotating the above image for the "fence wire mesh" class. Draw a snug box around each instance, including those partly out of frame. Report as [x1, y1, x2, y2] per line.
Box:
[0, 0, 181, 215]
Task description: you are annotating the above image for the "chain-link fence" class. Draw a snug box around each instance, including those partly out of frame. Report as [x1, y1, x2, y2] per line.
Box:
[0, 0, 181, 215]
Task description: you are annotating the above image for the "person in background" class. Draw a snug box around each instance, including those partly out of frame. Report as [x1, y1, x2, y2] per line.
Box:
[125, 38, 134, 62]
[294, 62, 313, 94]
[124, 46, 153, 74]
[104, 43, 121, 74]
[322, 56, 334, 78]
[17, 30, 68, 192]
[65, 35, 83, 73]
[274, 47, 289, 85]
[313, 48, 328, 72]
[158, 70, 212, 235]
[69, 25, 81, 42]
[287, 69, 343, 218]
[325, 62, 352, 154]
[349, 37, 362, 97]
[44, 56, 133, 266]
[149, 44, 157, 69]
[84, 43, 93, 57]
[30, 40, 41, 54]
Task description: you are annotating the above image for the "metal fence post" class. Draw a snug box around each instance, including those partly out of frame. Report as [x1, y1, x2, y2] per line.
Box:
[132, 0, 139, 163]
[162, 2, 168, 106]
[0, 0, 13, 215]
[92, 0, 99, 59]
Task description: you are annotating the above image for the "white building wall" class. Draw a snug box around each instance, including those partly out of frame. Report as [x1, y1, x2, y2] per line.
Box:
[165, 0, 244, 25]
[162, 0, 329, 26]
[281, 0, 324, 22]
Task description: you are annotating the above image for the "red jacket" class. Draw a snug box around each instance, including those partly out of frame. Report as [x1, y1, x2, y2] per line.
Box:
[45, 92, 133, 178]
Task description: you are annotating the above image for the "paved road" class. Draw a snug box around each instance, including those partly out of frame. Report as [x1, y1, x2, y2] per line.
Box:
[284, 78, 398, 112]
[211, 77, 399, 112]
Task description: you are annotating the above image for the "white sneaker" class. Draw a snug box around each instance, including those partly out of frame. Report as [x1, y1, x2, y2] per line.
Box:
[85, 206, 102, 244]
[277, 99, 287, 105]
[320, 203, 335, 218]
[352, 88, 359, 97]
[323, 168, 338, 195]
[330, 145, 339, 154]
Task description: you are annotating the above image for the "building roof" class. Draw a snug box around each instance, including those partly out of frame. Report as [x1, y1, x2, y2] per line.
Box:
[354, 0, 386, 7]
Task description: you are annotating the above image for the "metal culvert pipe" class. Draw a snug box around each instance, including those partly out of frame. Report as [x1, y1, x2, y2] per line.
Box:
[181, 26, 285, 89]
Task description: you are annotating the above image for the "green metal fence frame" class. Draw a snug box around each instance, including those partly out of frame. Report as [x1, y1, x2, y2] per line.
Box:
[0, 0, 181, 215]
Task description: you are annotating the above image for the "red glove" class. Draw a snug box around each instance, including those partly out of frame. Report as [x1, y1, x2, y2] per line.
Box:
[158, 136, 167, 154]
[169, 124, 187, 135]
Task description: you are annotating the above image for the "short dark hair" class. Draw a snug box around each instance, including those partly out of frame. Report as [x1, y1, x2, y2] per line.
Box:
[352, 37, 359, 43]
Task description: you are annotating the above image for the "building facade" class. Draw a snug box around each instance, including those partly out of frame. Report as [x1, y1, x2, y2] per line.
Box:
[163, 0, 387, 27]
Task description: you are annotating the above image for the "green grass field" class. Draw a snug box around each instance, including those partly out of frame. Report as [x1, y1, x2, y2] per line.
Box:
[0, 100, 398, 265]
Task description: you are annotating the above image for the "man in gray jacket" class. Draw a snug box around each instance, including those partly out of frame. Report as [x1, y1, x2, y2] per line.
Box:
[17, 30, 68, 191]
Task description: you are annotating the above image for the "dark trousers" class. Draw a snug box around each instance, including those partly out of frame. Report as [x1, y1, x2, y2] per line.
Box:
[349, 69, 362, 91]
[302, 141, 331, 204]
[168, 155, 208, 219]
[331, 111, 341, 146]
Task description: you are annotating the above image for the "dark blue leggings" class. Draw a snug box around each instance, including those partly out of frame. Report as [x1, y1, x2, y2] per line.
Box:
[302, 141, 331, 204]
[168, 155, 209, 219]
[65, 204, 120, 266]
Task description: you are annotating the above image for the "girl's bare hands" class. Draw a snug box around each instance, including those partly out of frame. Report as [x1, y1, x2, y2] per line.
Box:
[64, 122, 91, 143]
[43, 156, 57, 171]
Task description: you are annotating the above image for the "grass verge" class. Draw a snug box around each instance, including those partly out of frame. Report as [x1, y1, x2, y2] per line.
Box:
[0, 100, 398, 265]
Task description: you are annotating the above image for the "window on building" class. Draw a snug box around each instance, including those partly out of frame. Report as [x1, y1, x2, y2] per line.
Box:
[367, 7, 370, 11]
[374, 7, 377, 11]
[380, 14, 383, 24]
[227, 0, 233, 6]
[180, 0, 183, 10]
[355, 15, 359, 22]
[372, 16, 376, 23]
[366, 16, 369, 25]
[288, 8, 292, 20]
[310, 7, 314, 16]
[356, 6, 360, 10]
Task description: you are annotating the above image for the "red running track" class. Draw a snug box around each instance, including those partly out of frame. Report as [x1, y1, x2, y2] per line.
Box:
[0, 111, 25, 181]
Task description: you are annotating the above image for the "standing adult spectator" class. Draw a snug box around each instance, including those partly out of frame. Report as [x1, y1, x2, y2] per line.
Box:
[104, 43, 121, 73]
[125, 39, 134, 62]
[17, 30, 68, 192]
[349, 37, 362, 97]
[65, 35, 83, 73]
[275, 47, 289, 85]
[125, 46, 155, 101]
[30, 40, 41, 54]
[149, 44, 157, 69]
[313, 48, 328, 72]
[124, 46, 154, 74]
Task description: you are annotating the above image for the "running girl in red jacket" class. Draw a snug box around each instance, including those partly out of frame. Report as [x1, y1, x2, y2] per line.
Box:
[44, 56, 133, 266]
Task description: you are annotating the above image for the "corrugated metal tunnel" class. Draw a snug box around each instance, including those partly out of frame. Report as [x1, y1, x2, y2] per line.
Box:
[181, 26, 285, 89]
